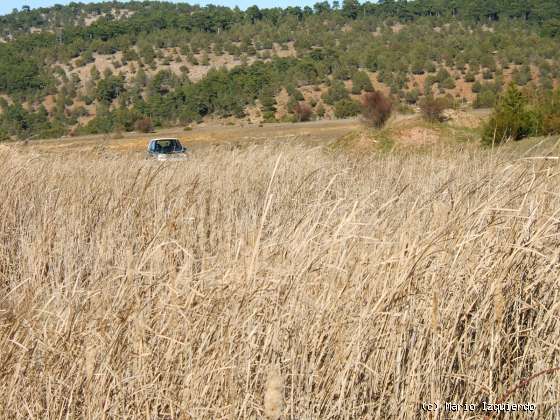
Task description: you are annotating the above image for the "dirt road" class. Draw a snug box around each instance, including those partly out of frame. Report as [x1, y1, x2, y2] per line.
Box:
[23, 119, 362, 154]
[10, 110, 491, 155]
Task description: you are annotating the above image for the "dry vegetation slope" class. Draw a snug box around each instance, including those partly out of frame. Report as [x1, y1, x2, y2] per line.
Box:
[1, 140, 560, 418]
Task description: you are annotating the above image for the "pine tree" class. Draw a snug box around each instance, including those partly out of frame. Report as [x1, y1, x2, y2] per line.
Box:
[482, 84, 534, 145]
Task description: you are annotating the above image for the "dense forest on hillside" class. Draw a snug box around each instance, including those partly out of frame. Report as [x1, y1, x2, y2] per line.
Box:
[1, 0, 560, 140]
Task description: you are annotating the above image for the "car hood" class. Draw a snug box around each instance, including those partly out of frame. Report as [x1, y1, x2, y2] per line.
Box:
[155, 152, 188, 161]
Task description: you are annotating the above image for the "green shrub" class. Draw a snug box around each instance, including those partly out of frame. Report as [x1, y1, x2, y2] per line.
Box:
[426, 61, 436, 73]
[482, 69, 493, 80]
[464, 72, 476, 83]
[95, 75, 125, 104]
[540, 76, 554, 90]
[419, 95, 447, 122]
[482, 84, 535, 146]
[474, 90, 497, 108]
[322, 80, 349, 105]
[435, 68, 451, 84]
[259, 88, 277, 112]
[37, 124, 66, 139]
[536, 89, 560, 135]
[261, 111, 275, 122]
[351, 71, 373, 94]
[287, 97, 298, 114]
[334, 99, 361, 118]
[333, 65, 352, 81]
[410, 60, 425, 75]
[396, 103, 415, 114]
[405, 89, 420, 104]
[0, 127, 10, 141]
[512, 66, 532, 86]
[286, 84, 304, 101]
[472, 80, 482, 93]
[440, 77, 456, 90]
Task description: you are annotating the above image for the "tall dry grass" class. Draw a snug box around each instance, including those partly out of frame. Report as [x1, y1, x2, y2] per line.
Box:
[0, 141, 559, 418]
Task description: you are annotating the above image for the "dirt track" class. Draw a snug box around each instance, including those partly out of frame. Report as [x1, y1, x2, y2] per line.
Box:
[23, 119, 362, 154]
[12, 110, 492, 155]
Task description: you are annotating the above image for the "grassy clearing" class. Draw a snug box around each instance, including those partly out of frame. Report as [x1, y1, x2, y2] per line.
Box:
[1, 139, 560, 418]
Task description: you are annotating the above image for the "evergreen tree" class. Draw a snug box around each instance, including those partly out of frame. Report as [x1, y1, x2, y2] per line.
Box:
[482, 84, 534, 145]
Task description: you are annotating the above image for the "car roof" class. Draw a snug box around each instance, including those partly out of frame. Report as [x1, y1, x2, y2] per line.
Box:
[150, 138, 181, 142]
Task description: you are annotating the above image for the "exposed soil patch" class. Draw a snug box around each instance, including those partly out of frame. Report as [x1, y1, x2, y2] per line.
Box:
[395, 126, 439, 146]
[445, 109, 491, 128]
[43, 95, 56, 113]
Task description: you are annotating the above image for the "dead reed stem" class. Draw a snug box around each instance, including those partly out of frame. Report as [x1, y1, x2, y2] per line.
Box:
[0, 142, 559, 418]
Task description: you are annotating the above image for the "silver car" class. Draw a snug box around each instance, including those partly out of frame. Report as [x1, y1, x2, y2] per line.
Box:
[147, 138, 188, 160]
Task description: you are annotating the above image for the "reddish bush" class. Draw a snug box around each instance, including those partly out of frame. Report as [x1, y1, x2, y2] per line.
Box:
[293, 102, 313, 122]
[361, 91, 392, 128]
[135, 117, 154, 133]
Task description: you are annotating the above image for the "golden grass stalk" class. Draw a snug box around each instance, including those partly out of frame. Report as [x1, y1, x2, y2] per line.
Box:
[264, 365, 284, 420]
[1, 140, 559, 418]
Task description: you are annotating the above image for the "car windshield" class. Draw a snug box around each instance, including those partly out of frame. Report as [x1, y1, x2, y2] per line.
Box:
[152, 139, 183, 153]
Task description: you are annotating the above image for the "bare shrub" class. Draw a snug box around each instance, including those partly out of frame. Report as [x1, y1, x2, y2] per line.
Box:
[134, 117, 154, 133]
[361, 91, 392, 128]
[293, 102, 313, 122]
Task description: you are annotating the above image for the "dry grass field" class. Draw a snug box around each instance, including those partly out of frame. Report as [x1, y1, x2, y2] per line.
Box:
[1, 134, 560, 418]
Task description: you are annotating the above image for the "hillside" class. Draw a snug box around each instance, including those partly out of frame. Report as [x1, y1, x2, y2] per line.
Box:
[1, 0, 560, 140]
